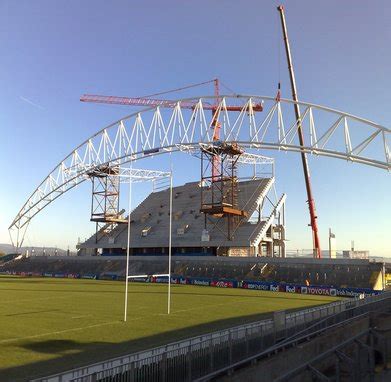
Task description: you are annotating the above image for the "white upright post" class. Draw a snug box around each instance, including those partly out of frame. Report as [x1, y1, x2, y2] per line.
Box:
[167, 171, 173, 314]
[16, 228, 20, 254]
[124, 165, 133, 322]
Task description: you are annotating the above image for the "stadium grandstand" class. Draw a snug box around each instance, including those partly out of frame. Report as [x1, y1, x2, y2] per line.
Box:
[2, 176, 388, 292]
[77, 178, 286, 258]
[2, 255, 387, 291]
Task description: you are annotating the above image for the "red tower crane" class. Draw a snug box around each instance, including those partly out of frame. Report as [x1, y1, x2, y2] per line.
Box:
[81, 79, 264, 242]
[80, 79, 261, 114]
[80, 79, 263, 182]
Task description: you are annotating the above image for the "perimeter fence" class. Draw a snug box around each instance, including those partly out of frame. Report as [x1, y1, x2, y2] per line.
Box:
[32, 290, 391, 382]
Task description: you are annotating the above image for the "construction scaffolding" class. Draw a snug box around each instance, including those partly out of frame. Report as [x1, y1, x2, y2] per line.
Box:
[200, 142, 248, 241]
[87, 165, 127, 246]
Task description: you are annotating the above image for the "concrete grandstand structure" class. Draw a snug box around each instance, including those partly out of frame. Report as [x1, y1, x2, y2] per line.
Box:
[2, 255, 387, 291]
[77, 178, 287, 258]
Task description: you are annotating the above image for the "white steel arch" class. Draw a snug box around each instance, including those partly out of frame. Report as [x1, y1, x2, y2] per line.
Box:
[9, 95, 390, 246]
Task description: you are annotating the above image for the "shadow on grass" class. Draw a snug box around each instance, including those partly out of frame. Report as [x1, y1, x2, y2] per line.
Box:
[21, 339, 113, 355]
[6, 309, 61, 317]
[0, 310, 279, 382]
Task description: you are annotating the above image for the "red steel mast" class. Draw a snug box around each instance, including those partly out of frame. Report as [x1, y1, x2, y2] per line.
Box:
[277, 5, 321, 258]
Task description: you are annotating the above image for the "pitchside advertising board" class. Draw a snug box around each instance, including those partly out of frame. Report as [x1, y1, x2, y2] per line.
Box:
[7, 271, 381, 297]
[171, 276, 188, 285]
[190, 278, 210, 286]
[300, 286, 337, 296]
[210, 280, 237, 288]
[238, 280, 379, 297]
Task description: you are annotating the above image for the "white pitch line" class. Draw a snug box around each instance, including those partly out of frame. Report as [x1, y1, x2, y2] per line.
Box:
[0, 300, 242, 343]
[157, 297, 251, 315]
[71, 315, 92, 319]
[0, 319, 137, 344]
[0, 289, 274, 344]
[0, 295, 69, 304]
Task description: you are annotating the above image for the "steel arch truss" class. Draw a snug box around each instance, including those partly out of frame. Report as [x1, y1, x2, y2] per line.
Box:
[9, 95, 390, 245]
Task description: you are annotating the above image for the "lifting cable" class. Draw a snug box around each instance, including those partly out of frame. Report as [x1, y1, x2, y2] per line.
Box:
[140, 79, 217, 99]
[219, 80, 237, 96]
[141, 78, 238, 99]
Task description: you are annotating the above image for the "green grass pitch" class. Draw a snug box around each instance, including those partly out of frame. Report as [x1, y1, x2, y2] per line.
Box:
[0, 276, 340, 381]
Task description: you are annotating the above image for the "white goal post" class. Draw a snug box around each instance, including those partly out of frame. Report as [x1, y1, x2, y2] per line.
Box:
[122, 165, 173, 322]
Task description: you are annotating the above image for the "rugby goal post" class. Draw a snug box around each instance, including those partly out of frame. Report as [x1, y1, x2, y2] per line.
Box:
[123, 166, 173, 322]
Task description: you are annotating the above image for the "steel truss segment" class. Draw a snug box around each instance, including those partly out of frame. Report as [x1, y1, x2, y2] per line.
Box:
[180, 143, 275, 165]
[114, 168, 171, 183]
[9, 95, 390, 238]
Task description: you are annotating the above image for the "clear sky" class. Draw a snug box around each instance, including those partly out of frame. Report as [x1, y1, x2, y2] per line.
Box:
[0, 0, 390, 256]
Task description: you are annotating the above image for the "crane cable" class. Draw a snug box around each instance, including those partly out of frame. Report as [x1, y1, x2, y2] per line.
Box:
[219, 80, 238, 96]
[140, 79, 217, 99]
[141, 78, 238, 99]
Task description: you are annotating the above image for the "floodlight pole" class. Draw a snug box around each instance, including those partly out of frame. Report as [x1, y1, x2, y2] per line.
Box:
[124, 163, 133, 322]
[167, 170, 173, 314]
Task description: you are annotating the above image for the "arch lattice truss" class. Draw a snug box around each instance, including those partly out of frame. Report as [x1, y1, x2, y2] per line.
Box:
[9, 95, 390, 245]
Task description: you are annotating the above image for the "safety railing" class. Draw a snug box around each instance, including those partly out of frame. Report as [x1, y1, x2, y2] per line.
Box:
[32, 290, 391, 382]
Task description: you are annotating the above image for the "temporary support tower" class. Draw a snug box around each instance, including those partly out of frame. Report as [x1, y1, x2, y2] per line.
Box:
[200, 142, 248, 241]
[87, 165, 127, 246]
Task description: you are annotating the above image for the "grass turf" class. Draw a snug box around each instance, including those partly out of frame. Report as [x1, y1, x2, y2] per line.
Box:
[0, 276, 340, 381]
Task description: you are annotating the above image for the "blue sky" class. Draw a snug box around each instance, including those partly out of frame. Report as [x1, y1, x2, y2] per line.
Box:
[0, 0, 389, 255]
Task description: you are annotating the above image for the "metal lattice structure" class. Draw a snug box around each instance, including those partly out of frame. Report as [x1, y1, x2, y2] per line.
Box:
[9, 95, 390, 247]
[200, 142, 247, 241]
[88, 165, 123, 224]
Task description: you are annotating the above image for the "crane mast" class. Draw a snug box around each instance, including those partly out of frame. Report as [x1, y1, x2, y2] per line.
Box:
[277, 5, 321, 258]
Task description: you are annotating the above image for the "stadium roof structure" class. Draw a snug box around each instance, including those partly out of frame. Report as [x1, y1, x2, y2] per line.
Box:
[79, 178, 285, 252]
[9, 94, 389, 253]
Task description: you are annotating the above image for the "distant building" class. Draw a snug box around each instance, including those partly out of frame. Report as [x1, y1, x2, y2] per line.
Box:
[342, 250, 369, 260]
[329, 229, 336, 259]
